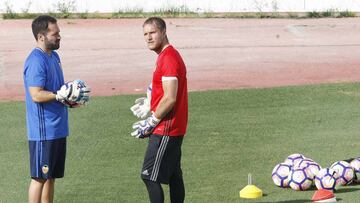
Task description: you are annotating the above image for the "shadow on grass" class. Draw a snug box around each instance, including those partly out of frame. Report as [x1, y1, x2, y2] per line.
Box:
[260, 198, 343, 203]
[336, 187, 360, 194]
[257, 192, 346, 203]
[258, 194, 311, 203]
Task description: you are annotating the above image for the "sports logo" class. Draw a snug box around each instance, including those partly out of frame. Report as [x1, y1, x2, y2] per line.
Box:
[142, 170, 149, 176]
[42, 165, 49, 174]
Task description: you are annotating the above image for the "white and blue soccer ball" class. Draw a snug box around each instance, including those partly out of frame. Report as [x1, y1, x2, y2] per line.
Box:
[330, 161, 354, 186]
[288, 167, 313, 191]
[315, 168, 339, 190]
[66, 79, 91, 105]
[350, 158, 360, 183]
[284, 153, 305, 167]
[272, 163, 292, 188]
[296, 159, 321, 178]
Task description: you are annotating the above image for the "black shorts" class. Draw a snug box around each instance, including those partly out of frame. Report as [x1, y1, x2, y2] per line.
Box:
[29, 137, 67, 179]
[141, 134, 183, 184]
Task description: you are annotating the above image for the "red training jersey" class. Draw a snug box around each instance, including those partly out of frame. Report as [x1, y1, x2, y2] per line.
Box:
[151, 45, 188, 136]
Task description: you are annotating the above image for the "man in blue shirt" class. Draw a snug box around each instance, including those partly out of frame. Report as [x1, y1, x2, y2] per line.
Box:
[23, 15, 73, 203]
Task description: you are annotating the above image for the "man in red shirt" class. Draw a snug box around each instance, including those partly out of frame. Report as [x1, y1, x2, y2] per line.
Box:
[131, 17, 188, 203]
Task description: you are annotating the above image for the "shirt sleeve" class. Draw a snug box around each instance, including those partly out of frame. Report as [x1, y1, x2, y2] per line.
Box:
[160, 55, 179, 78]
[24, 57, 46, 88]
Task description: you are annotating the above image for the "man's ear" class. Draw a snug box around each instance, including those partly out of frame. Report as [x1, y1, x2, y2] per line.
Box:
[37, 33, 44, 41]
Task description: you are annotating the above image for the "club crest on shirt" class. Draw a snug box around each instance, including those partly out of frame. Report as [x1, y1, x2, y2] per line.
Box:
[42, 165, 49, 174]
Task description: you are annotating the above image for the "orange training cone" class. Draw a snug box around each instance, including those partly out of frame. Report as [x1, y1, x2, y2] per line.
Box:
[312, 189, 336, 202]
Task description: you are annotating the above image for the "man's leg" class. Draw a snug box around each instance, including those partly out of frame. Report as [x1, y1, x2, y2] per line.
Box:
[169, 169, 185, 203]
[143, 179, 164, 203]
[41, 179, 55, 203]
[28, 178, 45, 203]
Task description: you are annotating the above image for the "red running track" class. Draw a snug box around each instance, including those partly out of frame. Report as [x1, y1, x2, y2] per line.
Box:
[0, 18, 359, 101]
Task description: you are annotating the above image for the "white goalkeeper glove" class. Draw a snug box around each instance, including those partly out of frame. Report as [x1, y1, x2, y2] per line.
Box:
[55, 83, 73, 103]
[130, 97, 150, 119]
[55, 80, 91, 106]
[130, 84, 151, 119]
[131, 114, 160, 139]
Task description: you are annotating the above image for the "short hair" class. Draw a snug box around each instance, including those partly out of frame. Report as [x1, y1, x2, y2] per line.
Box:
[32, 15, 57, 40]
[143, 17, 166, 31]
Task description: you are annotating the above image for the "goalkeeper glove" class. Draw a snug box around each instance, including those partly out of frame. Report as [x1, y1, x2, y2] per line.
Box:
[55, 84, 79, 108]
[55, 83, 73, 103]
[131, 114, 160, 139]
[56, 80, 91, 107]
[130, 97, 150, 119]
[130, 84, 151, 118]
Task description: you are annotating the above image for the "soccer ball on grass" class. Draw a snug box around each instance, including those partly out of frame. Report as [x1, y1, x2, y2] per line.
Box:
[330, 160, 354, 186]
[272, 163, 292, 188]
[288, 167, 313, 191]
[315, 168, 338, 190]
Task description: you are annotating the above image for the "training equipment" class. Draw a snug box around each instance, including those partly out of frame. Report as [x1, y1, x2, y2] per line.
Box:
[56, 79, 91, 106]
[284, 153, 305, 166]
[56, 82, 73, 102]
[130, 97, 150, 118]
[69, 79, 91, 104]
[130, 84, 152, 118]
[312, 189, 337, 202]
[288, 167, 313, 191]
[315, 168, 338, 190]
[297, 158, 314, 166]
[56, 83, 80, 107]
[130, 84, 152, 119]
[271, 163, 292, 188]
[297, 159, 321, 178]
[350, 158, 360, 183]
[131, 114, 160, 138]
[239, 174, 262, 199]
[330, 161, 354, 186]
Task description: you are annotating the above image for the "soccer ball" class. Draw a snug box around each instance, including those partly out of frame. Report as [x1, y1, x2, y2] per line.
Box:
[330, 161, 354, 186]
[297, 159, 321, 177]
[315, 168, 338, 190]
[288, 167, 313, 191]
[70, 79, 90, 104]
[297, 158, 314, 165]
[350, 158, 360, 183]
[63, 79, 90, 106]
[272, 163, 292, 188]
[284, 153, 305, 167]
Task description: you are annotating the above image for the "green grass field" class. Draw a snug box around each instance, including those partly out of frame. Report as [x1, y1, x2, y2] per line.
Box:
[1, 83, 360, 202]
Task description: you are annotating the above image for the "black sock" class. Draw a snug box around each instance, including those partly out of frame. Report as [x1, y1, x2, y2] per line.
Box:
[143, 179, 164, 203]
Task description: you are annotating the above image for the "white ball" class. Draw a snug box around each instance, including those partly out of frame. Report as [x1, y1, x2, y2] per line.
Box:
[350, 158, 360, 183]
[272, 163, 292, 188]
[67, 79, 90, 105]
[288, 167, 313, 191]
[315, 168, 338, 190]
[284, 153, 305, 167]
[296, 159, 321, 177]
[330, 161, 354, 186]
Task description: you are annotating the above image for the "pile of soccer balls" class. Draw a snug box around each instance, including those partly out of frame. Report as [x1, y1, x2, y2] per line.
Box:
[272, 154, 360, 191]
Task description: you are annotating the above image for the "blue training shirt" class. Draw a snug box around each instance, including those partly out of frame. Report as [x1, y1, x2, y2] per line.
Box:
[23, 48, 69, 141]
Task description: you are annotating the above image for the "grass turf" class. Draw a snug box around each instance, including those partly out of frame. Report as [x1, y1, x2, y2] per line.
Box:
[1, 83, 360, 202]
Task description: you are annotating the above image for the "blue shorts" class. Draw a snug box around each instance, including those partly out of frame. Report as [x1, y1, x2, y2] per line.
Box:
[29, 137, 67, 179]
